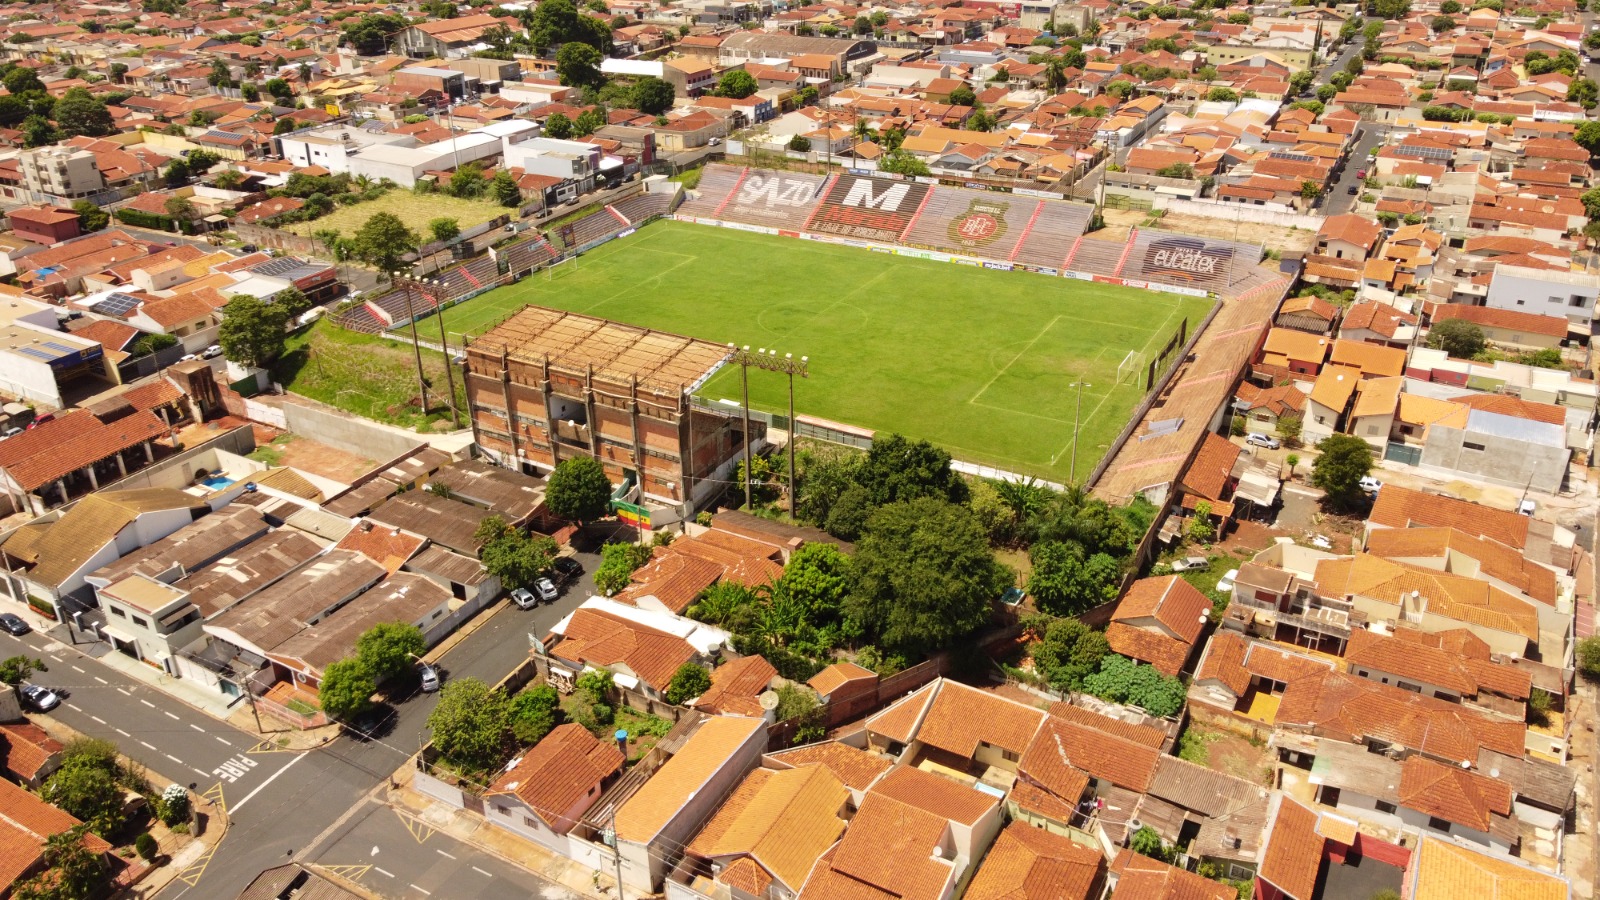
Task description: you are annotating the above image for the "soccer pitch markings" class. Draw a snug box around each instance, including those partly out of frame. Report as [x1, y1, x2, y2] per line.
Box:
[443, 221, 1213, 482]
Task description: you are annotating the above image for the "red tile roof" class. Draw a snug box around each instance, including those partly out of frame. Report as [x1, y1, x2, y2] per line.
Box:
[487, 723, 622, 828]
[1260, 796, 1324, 900]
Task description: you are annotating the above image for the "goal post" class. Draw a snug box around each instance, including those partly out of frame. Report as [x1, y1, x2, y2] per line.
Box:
[545, 254, 577, 282]
[1116, 350, 1140, 385]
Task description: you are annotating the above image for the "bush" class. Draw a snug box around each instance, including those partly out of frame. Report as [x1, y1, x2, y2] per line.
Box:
[158, 784, 189, 827]
[1577, 636, 1600, 680]
[665, 662, 711, 705]
[509, 684, 563, 745]
[1082, 655, 1186, 717]
[134, 832, 157, 861]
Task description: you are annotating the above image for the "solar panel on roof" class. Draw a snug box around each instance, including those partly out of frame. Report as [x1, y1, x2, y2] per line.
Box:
[1269, 151, 1315, 163]
[1396, 144, 1450, 161]
[15, 347, 58, 361]
[92, 293, 141, 316]
[40, 341, 79, 354]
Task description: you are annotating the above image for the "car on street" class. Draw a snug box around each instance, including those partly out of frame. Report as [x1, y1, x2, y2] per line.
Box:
[178, 353, 198, 363]
[511, 588, 538, 610]
[25, 413, 52, 430]
[1216, 569, 1239, 594]
[0, 614, 30, 636]
[551, 556, 583, 582]
[419, 664, 441, 692]
[533, 577, 559, 604]
[19, 684, 58, 712]
[1359, 476, 1383, 493]
[1347, 185, 1358, 195]
[1246, 432, 1280, 450]
[1170, 556, 1209, 572]
[201, 344, 224, 359]
[1356, 169, 1367, 178]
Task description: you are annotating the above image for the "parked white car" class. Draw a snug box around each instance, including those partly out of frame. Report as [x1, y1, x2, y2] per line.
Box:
[1358, 476, 1382, 494]
[1246, 433, 1280, 450]
[1170, 556, 1209, 572]
[1216, 569, 1238, 594]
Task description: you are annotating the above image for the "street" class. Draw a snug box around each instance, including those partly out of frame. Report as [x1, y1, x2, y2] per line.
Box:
[0, 547, 602, 899]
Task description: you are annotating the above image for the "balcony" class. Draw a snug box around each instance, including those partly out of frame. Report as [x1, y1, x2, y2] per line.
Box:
[554, 419, 591, 446]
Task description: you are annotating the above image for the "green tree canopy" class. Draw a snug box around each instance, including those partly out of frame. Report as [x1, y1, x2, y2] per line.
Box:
[716, 69, 758, 99]
[1082, 654, 1186, 717]
[475, 515, 558, 591]
[632, 76, 676, 114]
[545, 456, 613, 522]
[544, 112, 574, 139]
[42, 755, 123, 837]
[12, 826, 106, 900]
[428, 217, 461, 243]
[426, 678, 512, 772]
[72, 199, 108, 232]
[341, 12, 408, 55]
[555, 41, 603, 87]
[525, 0, 613, 54]
[594, 540, 653, 595]
[491, 168, 522, 207]
[1426, 317, 1486, 359]
[665, 662, 712, 704]
[355, 622, 426, 683]
[218, 294, 289, 368]
[509, 684, 563, 745]
[1026, 541, 1121, 616]
[53, 88, 113, 138]
[948, 83, 976, 106]
[350, 211, 418, 274]
[0, 655, 43, 686]
[1029, 617, 1111, 693]
[846, 497, 1011, 655]
[1311, 433, 1374, 509]
[318, 657, 376, 720]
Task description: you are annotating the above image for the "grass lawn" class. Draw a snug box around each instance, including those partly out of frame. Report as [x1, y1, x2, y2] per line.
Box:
[272, 319, 466, 431]
[284, 191, 506, 239]
[443, 220, 1213, 483]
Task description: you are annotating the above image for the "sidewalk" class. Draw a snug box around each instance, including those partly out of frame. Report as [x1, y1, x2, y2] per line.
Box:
[386, 764, 611, 900]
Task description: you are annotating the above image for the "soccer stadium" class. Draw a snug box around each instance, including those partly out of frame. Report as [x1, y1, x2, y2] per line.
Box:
[345, 165, 1277, 483]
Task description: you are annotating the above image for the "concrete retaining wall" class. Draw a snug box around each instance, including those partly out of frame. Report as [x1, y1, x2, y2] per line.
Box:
[279, 401, 424, 460]
[1156, 196, 1324, 230]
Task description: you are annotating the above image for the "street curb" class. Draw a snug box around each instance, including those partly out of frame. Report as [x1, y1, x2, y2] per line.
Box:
[307, 863, 386, 900]
[423, 596, 511, 664]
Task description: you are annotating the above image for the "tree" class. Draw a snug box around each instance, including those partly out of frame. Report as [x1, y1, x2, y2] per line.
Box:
[775, 543, 851, 624]
[856, 433, 969, 511]
[218, 295, 289, 368]
[966, 111, 996, 132]
[1275, 413, 1303, 448]
[1206, 86, 1238, 102]
[1300, 180, 1322, 202]
[476, 516, 559, 591]
[273, 117, 300, 135]
[163, 158, 191, 189]
[574, 108, 605, 136]
[879, 149, 930, 177]
[2, 68, 43, 96]
[164, 196, 196, 223]
[546, 456, 613, 522]
[594, 540, 653, 595]
[1576, 120, 1600, 157]
[1578, 635, 1600, 680]
[0, 655, 43, 685]
[1431, 14, 1456, 30]
[525, 0, 612, 54]
[318, 657, 376, 720]
[788, 134, 812, 152]
[847, 498, 1010, 655]
[1289, 69, 1315, 96]
[42, 757, 123, 837]
[1374, 0, 1410, 17]
[632, 76, 676, 114]
[948, 83, 977, 106]
[1427, 318, 1486, 359]
[1130, 826, 1172, 862]
[12, 827, 106, 900]
[273, 287, 312, 320]
[356, 622, 426, 683]
[428, 217, 461, 244]
[351, 211, 418, 274]
[556, 42, 603, 88]
[1570, 77, 1598, 110]
[491, 169, 522, 207]
[264, 77, 294, 101]
[544, 112, 574, 139]
[53, 88, 113, 138]
[716, 69, 758, 99]
[1030, 617, 1110, 693]
[1082, 654, 1187, 717]
[72, 200, 108, 232]
[1311, 434, 1374, 508]
[665, 662, 711, 705]
[341, 12, 409, 55]
[426, 678, 511, 772]
[1027, 541, 1120, 616]
[509, 684, 562, 744]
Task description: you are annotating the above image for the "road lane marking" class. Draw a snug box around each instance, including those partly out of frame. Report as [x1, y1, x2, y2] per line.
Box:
[165, 754, 183, 764]
[164, 711, 179, 720]
[213, 736, 231, 746]
[47, 655, 60, 663]
[70, 665, 83, 672]
[174, 841, 217, 887]
[139, 741, 156, 750]
[435, 849, 455, 859]
[394, 809, 435, 844]
[192, 768, 208, 777]
[115, 729, 129, 737]
[91, 716, 105, 725]
[410, 885, 431, 896]
[230, 752, 305, 813]
[471, 866, 492, 877]
[321, 865, 372, 881]
[374, 867, 395, 878]
[64, 703, 79, 711]
[116, 688, 130, 696]
[94, 676, 107, 684]
[139, 699, 155, 708]
[211, 753, 259, 784]
[189, 724, 204, 732]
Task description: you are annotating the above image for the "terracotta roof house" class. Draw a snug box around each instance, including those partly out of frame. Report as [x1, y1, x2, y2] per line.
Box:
[963, 821, 1106, 900]
[547, 605, 704, 698]
[691, 654, 777, 717]
[485, 723, 623, 849]
[613, 715, 767, 894]
[1256, 794, 1324, 900]
[682, 763, 850, 898]
[1106, 575, 1214, 676]
[0, 777, 112, 893]
[0, 724, 61, 788]
[1109, 849, 1235, 900]
[807, 661, 878, 702]
[1403, 834, 1570, 900]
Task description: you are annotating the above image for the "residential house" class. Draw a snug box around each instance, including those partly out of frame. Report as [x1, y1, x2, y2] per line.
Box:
[681, 761, 851, 899]
[543, 598, 728, 701]
[484, 723, 624, 853]
[1106, 575, 1214, 677]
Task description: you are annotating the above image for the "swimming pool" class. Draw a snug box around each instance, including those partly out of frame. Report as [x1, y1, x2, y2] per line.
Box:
[200, 475, 236, 490]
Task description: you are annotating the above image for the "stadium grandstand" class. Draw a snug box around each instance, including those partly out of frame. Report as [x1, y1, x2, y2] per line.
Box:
[495, 234, 558, 277]
[679, 164, 1269, 296]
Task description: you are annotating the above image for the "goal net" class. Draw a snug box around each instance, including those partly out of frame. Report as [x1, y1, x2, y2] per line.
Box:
[1116, 350, 1140, 385]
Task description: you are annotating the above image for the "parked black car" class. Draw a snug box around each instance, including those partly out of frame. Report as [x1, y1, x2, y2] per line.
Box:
[0, 614, 30, 636]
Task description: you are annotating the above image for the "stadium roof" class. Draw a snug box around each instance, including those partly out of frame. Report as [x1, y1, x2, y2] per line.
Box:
[468, 305, 732, 396]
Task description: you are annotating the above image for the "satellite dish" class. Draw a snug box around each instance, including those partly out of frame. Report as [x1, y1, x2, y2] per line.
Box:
[758, 691, 780, 710]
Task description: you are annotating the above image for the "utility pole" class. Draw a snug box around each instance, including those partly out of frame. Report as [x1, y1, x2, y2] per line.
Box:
[1069, 381, 1091, 484]
[609, 810, 626, 900]
[424, 278, 461, 427]
[729, 346, 810, 518]
[394, 272, 430, 414]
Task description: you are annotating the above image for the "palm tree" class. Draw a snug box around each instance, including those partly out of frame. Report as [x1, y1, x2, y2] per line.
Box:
[687, 581, 752, 625]
[996, 477, 1052, 531]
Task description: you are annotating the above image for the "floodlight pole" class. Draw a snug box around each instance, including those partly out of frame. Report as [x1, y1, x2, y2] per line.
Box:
[1069, 381, 1091, 484]
[395, 273, 430, 414]
[729, 347, 810, 517]
[423, 279, 461, 428]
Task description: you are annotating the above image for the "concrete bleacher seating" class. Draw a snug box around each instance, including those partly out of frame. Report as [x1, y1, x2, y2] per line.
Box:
[609, 191, 677, 224]
[1063, 234, 1129, 278]
[497, 236, 556, 274]
[678, 164, 746, 217]
[805, 173, 931, 243]
[553, 206, 629, 249]
[901, 186, 1040, 259]
[1123, 229, 1261, 292]
[1009, 201, 1094, 269]
[706, 168, 828, 230]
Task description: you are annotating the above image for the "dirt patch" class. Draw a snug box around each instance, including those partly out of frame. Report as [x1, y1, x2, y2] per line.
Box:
[1096, 208, 1144, 241]
[1154, 212, 1317, 253]
[1218, 520, 1279, 557]
[1206, 731, 1274, 785]
[269, 433, 375, 484]
[983, 680, 1053, 710]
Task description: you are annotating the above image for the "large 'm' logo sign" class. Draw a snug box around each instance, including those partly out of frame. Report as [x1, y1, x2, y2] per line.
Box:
[840, 179, 912, 211]
[810, 175, 928, 242]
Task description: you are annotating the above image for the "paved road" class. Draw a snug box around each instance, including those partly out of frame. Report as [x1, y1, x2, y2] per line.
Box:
[1324, 125, 1387, 216]
[143, 549, 603, 898]
[303, 796, 576, 900]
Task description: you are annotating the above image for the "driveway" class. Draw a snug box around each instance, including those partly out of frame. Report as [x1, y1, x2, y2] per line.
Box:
[1276, 484, 1325, 533]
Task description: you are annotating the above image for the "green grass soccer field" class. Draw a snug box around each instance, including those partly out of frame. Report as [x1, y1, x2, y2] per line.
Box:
[444, 220, 1213, 482]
